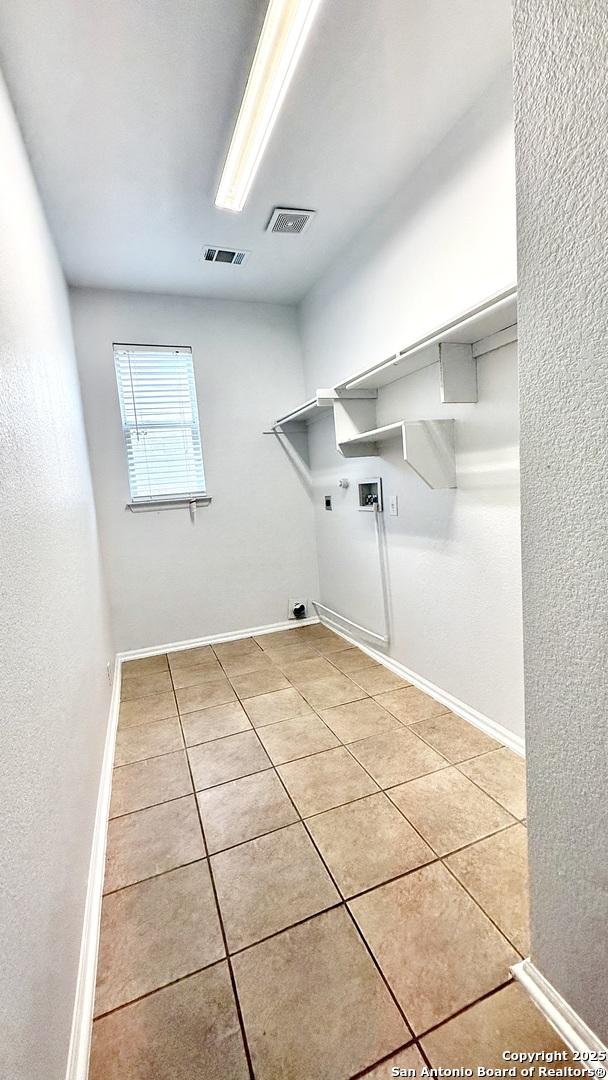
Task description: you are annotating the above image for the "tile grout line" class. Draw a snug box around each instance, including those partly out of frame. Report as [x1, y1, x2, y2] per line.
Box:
[349, 1039, 430, 1079]
[337, 735, 528, 960]
[169, 668, 257, 1080]
[112, 631, 527, 1070]
[259, 737, 422, 1055]
[439, 854, 526, 961]
[451, 754, 526, 820]
[102, 804, 524, 914]
[92, 958, 228, 1022]
[416, 977, 515, 1042]
[205, 631, 427, 1055]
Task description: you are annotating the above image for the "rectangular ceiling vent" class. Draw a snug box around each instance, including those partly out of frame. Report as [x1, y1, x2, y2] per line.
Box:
[202, 246, 250, 265]
[266, 208, 316, 235]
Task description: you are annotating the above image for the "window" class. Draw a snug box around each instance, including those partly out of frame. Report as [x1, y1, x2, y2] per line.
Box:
[113, 344, 206, 504]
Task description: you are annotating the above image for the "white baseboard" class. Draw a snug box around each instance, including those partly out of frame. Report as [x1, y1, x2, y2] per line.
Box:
[513, 959, 608, 1073]
[65, 616, 320, 1079]
[65, 660, 122, 1080]
[116, 615, 320, 662]
[318, 615, 525, 757]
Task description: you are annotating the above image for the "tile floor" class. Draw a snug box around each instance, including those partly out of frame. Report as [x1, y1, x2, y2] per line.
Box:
[90, 624, 567, 1079]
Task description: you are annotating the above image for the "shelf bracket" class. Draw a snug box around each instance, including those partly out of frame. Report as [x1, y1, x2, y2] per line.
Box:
[439, 343, 478, 403]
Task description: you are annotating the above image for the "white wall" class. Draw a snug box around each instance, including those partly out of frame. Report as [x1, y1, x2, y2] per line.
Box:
[513, 0, 608, 1040]
[300, 70, 524, 742]
[300, 68, 516, 392]
[309, 342, 523, 739]
[71, 288, 319, 652]
[0, 74, 113, 1080]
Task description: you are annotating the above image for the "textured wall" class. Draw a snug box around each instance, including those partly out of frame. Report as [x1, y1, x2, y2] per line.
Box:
[513, 0, 608, 1039]
[0, 74, 113, 1079]
[71, 288, 319, 652]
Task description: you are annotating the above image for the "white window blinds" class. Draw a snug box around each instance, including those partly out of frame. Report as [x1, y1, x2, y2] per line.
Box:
[114, 345, 206, 502]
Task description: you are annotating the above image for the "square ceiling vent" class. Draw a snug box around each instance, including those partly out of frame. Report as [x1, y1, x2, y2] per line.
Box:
[266, 208, 316, 235]
[202, 246, 250, 265]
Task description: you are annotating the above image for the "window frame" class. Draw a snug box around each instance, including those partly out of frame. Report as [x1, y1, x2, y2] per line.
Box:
[113, 342, 211, 512]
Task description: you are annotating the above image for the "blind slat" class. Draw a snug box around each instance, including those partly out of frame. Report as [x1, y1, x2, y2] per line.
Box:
[114, 345, 206, 500]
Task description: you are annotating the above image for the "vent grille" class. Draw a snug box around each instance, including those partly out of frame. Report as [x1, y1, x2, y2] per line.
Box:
[202, 246, 250, 265]
[266, 208, 316, 234]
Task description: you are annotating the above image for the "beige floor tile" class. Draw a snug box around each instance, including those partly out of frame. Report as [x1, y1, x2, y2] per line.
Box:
[280, 656, 337, 685]
[364, 1044, 426, 1079]
[232, 907, 410, 1080]
[459, 747, 527, 818]
[351, 667, 410, 694]
[253, 629, 302, 650]
[114, 716, 183, 767]
[291, 623, 337, 641]
[411, 712, 501, 763]
[212, 637, 262, 659]
[170, 660, 224, 689]
[118, 691, 177, 730]
[167, 645, 214, 670]
[446, 824, 530, 954]
[349, 862, 518, 1033]
[188, 730, 270, 790]
[306, 792, 434, 898]
[320, 698, 404, 744]
[90, 964, 249, 1080]
[267, 642, 320, 666]
[218, 651, 275, 677]
[300, 674, 368, 710]
[109, 751, 192, 818]
[349, 727, 449, 788]
[229, 666, 289, 699]
[175, 677, 236, 714]
[181, 701, 251, 746]
[120, 669, 173, 700]
[256, 714, 340, 764]
[421, 981, 568, 1068]
[388, 767, 514, 856]
[327, 648, 379, 675]
[122, 654, 168, 677]
[94, 861, 224, 1016]
[312, 636, 353, 656]
[104, 796, 204, 893]
[211, 822, 339, 951]
[374, 686, 447, 724]
[243, 686, 313, 727]
[198, 769, 298, 853]
[278, 746, 378, 816]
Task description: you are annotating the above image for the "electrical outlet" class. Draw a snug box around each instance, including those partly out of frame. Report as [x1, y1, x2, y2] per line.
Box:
[389, 495, 399, 516]
[106, 661, 112, 683]
[288, 598, 308, 620]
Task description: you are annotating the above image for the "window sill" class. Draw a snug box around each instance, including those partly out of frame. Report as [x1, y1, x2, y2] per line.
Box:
[126, 496, 212, 513]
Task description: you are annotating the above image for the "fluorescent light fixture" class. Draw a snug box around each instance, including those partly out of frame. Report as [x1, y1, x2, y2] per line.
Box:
[215, 0, 323, 212]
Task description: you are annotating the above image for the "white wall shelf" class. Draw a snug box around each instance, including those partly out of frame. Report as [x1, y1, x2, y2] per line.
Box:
[336, 286, 517, 394]
[265, 287, 516, 484]
[337, 419, 456, 488]
[271, 387, 377, 432]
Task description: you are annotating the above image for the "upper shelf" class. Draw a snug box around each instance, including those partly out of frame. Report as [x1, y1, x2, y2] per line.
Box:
[272, 388, 376, 430]
[336, 287, 517, 393]
[273, 395, 331, 428]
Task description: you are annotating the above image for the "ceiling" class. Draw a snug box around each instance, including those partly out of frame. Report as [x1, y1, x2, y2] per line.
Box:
[0, 0, 512, 304]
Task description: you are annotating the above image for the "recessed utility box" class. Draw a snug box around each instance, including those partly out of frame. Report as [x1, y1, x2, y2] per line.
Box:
[358, 478, 383, 511]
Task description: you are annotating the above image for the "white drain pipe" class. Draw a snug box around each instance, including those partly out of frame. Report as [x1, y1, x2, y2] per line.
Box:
[313, 504, 391, 646]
